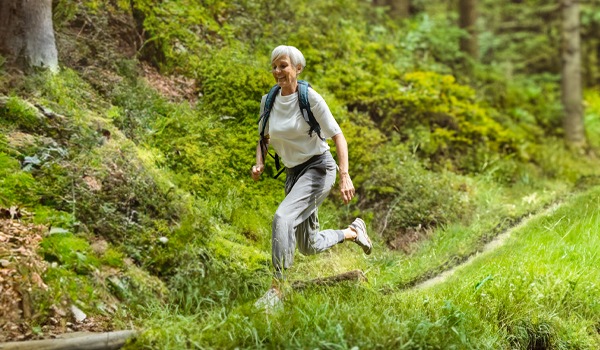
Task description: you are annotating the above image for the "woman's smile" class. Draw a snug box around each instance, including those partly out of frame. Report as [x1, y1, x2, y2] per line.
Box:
[272, 55, 300, 95]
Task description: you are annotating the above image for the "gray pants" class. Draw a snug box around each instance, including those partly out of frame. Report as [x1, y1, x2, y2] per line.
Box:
[272, 151, 345, 279]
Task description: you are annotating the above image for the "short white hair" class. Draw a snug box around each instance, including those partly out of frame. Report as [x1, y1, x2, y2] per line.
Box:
[271, 45, 306, 71]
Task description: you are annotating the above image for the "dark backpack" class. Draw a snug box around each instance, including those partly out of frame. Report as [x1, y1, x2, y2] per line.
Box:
[259, 80, 324, 178]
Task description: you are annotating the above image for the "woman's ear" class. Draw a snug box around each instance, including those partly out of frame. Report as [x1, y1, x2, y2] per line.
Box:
[296, 64, 303, 73]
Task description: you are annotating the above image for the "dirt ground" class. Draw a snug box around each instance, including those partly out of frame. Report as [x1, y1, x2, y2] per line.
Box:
[0, 212, 111, 342]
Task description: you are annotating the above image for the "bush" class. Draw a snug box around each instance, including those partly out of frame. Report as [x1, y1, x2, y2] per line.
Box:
[585, 89, 600, 150]
[360, 139, 471, 243]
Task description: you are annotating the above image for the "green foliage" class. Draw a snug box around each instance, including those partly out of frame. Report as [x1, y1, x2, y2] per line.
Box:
[495, 73, 563, 137]
[32, 206, 75, 228]
[40, 266, 100, 314]
[3, 0, 600, 346]
[108, 72, 173, 142]
[526, 140, 586, 182]
[339, 69, 517, 172]
[132, 0, 236, 71]
[0, 132, 7, 154]
[193, 47, 273, 122]
[585, 89, 600, 149]
[40, 232, 100, 275]
[27, 69, 108, 121]
[53, 0, 80, 26]
[361, 140, 471, 242]
[399, 14, 465, 71]
[0, 96, 42, 132]
[479, 0, 560, 75]
[101, 247, 126, 268]
[0, 153, 40, 207]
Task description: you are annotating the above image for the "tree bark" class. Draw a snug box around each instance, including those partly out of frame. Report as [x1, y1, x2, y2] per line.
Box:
[459, 0, 478, 59]
[0, 0, 58, 72]
[0, 330, 136, 350]
[291, 270, 367, 290]
[388, 0, 410, 19]
[561, 0, 585, 146]
[372, 0, 410, 19]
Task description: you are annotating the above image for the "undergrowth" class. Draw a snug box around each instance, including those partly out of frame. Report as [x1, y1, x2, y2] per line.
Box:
[0, 0, 599, 348]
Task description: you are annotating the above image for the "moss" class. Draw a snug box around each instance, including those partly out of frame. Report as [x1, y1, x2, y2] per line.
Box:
[0, 96, 42, 132]
[40, 233, 101, 275]
[0, 153, 40, 207]
[101, 248, 125, 268]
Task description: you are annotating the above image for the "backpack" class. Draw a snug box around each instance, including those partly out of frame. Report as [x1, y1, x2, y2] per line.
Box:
[259, 80, 324, 178]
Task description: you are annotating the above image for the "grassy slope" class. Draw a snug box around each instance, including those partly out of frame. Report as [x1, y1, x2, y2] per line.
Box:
[131, 186, 600, 349]
[1, 1, 600, 348]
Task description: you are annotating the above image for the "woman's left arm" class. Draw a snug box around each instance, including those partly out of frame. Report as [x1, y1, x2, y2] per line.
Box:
[332, 133, 355, 204]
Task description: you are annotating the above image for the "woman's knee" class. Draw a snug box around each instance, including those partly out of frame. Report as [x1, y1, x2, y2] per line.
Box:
[298, 235, 322, 256]
[272, 210, 294, 240]
[273, 210, 294, 227]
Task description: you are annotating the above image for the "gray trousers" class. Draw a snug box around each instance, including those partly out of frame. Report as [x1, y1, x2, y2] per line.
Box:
[272, 151, 345, 279]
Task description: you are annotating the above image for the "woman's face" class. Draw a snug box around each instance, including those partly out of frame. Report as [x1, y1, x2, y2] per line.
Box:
[272, 55, 301, 94]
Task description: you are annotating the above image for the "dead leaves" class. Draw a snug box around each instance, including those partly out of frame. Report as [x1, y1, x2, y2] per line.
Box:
[0, 215, 117, 342]
[0, 217, 48, 342]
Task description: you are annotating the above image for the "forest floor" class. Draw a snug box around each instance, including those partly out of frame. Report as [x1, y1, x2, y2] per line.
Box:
[0, 198, 566, 343]
[0, 213, 112, 342]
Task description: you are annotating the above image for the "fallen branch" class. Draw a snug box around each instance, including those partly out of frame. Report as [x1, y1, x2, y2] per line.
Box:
[291, 270, 367, 290]
[0, 330, 136, 350]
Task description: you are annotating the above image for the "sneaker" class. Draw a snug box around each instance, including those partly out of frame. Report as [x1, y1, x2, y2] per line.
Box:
[350, 218, 372, 255]
[254, 287, 283, 312]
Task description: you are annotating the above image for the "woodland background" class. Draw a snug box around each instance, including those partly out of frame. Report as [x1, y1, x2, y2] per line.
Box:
[1, 0, 600, 348]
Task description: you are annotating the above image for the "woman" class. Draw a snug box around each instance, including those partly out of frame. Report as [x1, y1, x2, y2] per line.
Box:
[251, 45, 372, 305]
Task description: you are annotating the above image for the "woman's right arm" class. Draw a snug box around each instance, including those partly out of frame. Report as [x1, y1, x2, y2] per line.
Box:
[253, 95, 268, 181]
[251, 138, 267, 181]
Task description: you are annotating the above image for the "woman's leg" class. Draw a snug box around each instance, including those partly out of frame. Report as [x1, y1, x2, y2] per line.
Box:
[295, 210, 344, 256]
[271, 155, 340, 279]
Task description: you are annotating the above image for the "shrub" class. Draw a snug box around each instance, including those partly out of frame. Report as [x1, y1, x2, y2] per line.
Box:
[360, 139, 471, 243]
[585, 89, 600, 149]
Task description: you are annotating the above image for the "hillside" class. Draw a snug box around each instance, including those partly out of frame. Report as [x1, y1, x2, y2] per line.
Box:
[1, 0, 600, 348]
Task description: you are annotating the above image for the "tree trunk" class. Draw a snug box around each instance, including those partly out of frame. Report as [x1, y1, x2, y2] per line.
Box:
[372, 0, 410, 19]
[0, 0, 58, 72]
[291, 270, 367, 290]
[459, 0, 478, 59]
[388, 0, 410, 19]
[0, 330, 136, 350]
[561, 0, 585, 146]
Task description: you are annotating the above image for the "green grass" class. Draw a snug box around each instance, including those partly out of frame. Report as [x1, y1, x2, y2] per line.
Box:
[127, 186, 600, 349]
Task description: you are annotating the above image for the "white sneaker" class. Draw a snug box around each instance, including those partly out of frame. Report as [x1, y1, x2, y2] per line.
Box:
[254, 287, 283, 312]
[350, 218, 372, 255]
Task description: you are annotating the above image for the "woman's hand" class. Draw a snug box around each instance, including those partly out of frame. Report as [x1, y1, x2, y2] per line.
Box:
[251, 164, 264, 181]
[332, 133, 354, 204]
[339, 172, 355, 204]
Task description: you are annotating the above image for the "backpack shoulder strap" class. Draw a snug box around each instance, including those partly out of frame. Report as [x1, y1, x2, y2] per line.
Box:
[260, 84, 281, 138]
[297, 80, 324, 140]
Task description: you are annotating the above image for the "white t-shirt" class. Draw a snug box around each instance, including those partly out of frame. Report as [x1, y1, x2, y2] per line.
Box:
[259, 87, 342, 168]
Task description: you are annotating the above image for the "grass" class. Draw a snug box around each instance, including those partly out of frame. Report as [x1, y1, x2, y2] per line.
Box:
[126, 185, 600, 349]
[2, 3, 599, 347]
[3, 65, 598, 350]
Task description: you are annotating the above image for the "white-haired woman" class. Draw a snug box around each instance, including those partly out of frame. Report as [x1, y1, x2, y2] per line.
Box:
[251, 45, 372, 306]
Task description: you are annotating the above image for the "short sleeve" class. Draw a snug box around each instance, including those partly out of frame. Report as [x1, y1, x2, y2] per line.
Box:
[308, 89, 342, 139]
